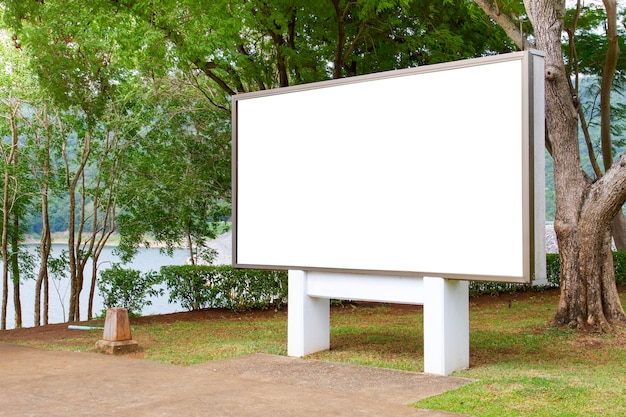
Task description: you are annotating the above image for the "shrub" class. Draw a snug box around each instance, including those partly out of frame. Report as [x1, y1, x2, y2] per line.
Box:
[160, 265, 216, 311]
[98, 264, 163, 316]
[546, 253, 560, 287]
[613, 251, 626, 286]
[542, 252, 626, 287]
[221, 266, 288, 311]
[160, 265, 287, 312]
[469, 253, 626, 296]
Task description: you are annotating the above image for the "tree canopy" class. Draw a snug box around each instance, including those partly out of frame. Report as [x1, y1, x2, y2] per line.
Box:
[3, 0, 625, 331]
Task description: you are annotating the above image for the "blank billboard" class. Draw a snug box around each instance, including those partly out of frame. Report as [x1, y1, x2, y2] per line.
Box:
[233, 50, 545, 283]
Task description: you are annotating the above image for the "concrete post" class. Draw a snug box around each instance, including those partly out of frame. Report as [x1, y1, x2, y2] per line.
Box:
[287, 270, 330, 357]
[423, 277, 469, 375]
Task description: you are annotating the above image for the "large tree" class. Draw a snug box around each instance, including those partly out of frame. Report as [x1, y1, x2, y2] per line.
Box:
[476, 0, 626, 330]
[107, 0, 512, 93]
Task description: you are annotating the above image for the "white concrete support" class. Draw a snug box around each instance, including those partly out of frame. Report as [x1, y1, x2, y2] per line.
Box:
[287, 271, 469, 375]
[287, 270, 330, 357]
[306, 271, 425, 304]
[423, 277, 469, 375]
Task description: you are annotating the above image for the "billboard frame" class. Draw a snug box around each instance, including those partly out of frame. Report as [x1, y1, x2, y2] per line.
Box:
[232, 50, 545, 284]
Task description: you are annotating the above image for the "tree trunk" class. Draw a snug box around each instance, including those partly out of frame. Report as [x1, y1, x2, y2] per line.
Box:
[331, 0, 346, 79]
[43, 268, 49, 325]
[599, 0, 626, 251]
[1, 110, 19, 330]
[611, 213, 626, 250]
[67, 178, 79, 321]
[65, 129, 91, 322]
[1, 231, 8, 330]
[34, 103, 53, 326]
[524, 0, 626, 330]
[34, 192, 51, 327]
[11, 213, 22, 328]
[88, 261, 98, 320]
[1, 168, 8, 329]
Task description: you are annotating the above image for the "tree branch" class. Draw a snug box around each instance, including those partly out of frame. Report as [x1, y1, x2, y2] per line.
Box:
[474, 0, 533, 50]
[600, 0, 620, 171]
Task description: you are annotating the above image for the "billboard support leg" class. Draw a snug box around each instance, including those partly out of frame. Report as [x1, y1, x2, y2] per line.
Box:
[423, 277, 469, 375]
[287, 270, 330, 357]
[286, 271, 469, 376]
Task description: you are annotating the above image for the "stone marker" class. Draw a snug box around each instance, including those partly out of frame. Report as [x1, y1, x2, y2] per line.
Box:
[95, 307, 139, 355]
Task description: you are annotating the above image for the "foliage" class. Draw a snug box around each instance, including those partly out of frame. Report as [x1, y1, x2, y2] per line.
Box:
[545, 253, 561, 287]
[160, 265, 287, 312]
[159, 265, 212, 311]
[611, 251, 626, 286]
[97, 264, 162, 316]
[115, 84, 232, 261]
[544, 252, 626, 287]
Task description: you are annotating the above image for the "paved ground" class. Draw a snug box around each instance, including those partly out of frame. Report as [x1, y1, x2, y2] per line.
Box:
[0, 343, 472, 416]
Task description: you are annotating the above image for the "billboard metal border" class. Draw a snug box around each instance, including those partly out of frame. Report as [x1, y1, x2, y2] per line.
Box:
[232, 50, 545, 284]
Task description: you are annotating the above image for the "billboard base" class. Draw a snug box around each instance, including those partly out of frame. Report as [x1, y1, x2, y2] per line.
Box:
[287, 270, 469, 376]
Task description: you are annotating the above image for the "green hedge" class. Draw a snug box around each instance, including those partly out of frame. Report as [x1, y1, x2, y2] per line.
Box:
[160, 265, 287, 312]
[98, 264, 162, 316]
[145, 253, 626, 310]
[469, 252, 626, 296]
[544, 252, 626, 287]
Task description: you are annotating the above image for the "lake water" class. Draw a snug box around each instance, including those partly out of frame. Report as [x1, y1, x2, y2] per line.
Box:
[0, 244, 190, 330]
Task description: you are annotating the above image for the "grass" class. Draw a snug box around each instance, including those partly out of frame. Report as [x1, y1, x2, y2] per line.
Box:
[133, 315, 288, 365]
[414, 290, 626, 417]
[3, 288, 626, 416]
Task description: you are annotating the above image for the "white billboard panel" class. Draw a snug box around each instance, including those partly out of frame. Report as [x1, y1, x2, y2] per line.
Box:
[233, 51, 545, 283]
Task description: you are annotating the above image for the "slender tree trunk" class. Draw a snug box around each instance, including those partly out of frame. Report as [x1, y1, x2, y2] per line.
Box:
[11, 213, 21, 328]
[88, 213, 115, 320]
[186, 229, 195, 265]
[87, 147, 117, 319]
[43, 268, 49, 325]
[600, 0, 619, 172]
[65, 129, 91, 322]
[34, 191, 51, 327]
[34, 104, 53, 326]
[599, 0, 626, 250]
[1, 222, 8, 330]
[1, 170, 8, 329]
[67, 179, 78, 321]
[611, 213, 626, 250]
[88, 261, 98, 320]
[331, 0, 346, 79]
[1, 110, 19, 330]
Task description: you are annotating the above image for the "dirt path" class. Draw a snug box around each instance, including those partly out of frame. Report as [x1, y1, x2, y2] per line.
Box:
[0, 344, 471, 417]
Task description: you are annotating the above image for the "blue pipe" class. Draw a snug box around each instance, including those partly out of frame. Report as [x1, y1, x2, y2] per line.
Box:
[68, 325, 103, 331]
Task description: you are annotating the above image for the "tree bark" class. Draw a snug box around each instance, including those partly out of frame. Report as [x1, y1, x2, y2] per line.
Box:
[11, 212, 22, 328]
[600, 0, 619, 173]
[331, 0, 346, 79]
[523, 0, 626, 330]
[33, 104, 53, 326]
[1, 107, 19, 330]
[599, 0, 626, 251]
[478, 0, 626, 330]
[34, 187, 51, 327]
[1, 166, 10, 330]
[65, 128, 91, 322]
[473, 0, 533, 50]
